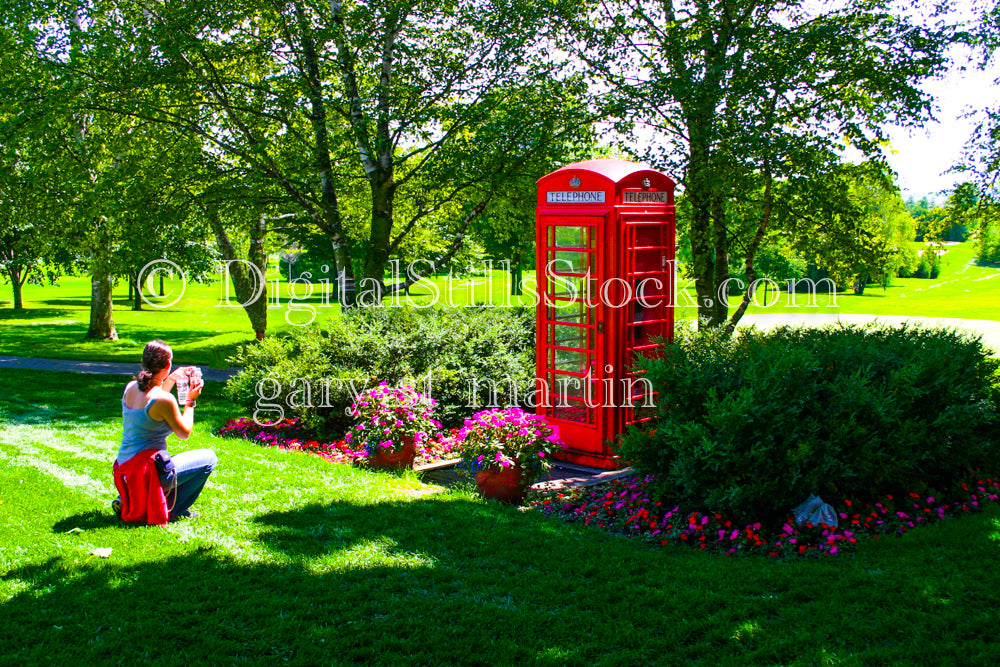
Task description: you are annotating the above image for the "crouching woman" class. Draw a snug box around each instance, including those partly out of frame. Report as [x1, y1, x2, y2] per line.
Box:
[113, 340, 217, 524]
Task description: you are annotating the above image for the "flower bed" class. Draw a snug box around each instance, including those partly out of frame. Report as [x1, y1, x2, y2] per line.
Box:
[531, 473, 1000, 557]
[217, 417, 461, 467]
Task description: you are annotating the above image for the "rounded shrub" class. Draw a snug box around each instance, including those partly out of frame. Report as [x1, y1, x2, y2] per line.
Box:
[225, 306, 535, 436]
[617, 322, 999, 525]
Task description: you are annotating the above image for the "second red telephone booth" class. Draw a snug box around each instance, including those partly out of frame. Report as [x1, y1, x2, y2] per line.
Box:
[536, 159, 676, 469]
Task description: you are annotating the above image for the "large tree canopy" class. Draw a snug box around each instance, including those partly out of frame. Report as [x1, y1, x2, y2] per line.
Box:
[37, 0, 593, 306]
[564, 0, 951, 330]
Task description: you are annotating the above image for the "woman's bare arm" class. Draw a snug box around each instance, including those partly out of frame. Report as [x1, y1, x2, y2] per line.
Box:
[149, 379, 201, 440]
[161, 366, 195, 394]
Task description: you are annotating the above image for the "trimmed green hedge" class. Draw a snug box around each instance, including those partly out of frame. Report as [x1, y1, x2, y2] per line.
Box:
[226, 306, 535, 436]
[617, 323, 999, 525]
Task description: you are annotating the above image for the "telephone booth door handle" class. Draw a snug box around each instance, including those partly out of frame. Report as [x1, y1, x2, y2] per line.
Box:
[597, 322, 604, 333]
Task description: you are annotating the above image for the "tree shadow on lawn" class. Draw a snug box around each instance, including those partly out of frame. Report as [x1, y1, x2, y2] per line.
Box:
[26, 297, 91, 308]
[0, 317, 249, 369]
[0, 368, 141, 427]
[5, 498, 1000, 664]
[0, 307, 76, 321]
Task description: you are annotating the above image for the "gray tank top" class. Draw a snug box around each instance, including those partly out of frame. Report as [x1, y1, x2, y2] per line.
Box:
[118, 385, 172, 464]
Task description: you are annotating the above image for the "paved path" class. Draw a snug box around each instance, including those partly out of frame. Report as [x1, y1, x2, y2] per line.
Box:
[0, 355, 239, 382]
[739, 314, 1000, 354]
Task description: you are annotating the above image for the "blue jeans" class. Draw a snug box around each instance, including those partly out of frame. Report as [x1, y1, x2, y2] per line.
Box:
[166, 448, 217, 520]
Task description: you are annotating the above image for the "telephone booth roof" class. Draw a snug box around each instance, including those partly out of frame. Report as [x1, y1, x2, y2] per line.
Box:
[537, 159, 675, 206]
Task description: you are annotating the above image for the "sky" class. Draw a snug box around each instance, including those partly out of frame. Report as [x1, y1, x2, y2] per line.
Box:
[886, 47, 1000, 203]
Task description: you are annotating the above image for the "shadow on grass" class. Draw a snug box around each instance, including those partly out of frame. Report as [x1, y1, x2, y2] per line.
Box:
[0, 368, 125, 426]
[0, 307, 76, 321]
[52, 509, 134, 533]
[5, 497, 1000, 664]
[28, 298, 91, 307]
[0, 318, 251, 369]
[3, 498, 627, 664]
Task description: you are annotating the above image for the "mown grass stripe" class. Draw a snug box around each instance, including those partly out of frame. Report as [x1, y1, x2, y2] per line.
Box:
[0, 423, 117, 462]
[0, 439, 108, 499]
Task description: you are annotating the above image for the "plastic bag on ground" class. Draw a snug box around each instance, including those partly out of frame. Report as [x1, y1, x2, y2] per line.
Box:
[793, 494, 838, 528]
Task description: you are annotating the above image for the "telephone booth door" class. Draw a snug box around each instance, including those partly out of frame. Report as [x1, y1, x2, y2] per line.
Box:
[537, 215, 608, 464]
[617, 211, 675, 429]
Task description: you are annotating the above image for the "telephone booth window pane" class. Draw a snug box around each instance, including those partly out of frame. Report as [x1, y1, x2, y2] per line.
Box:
[633, 302, 653, 323]
[550, 324, 591, 349]
[634, 277, 666, 302]
[624, 374, 655, 406]
[634, 249, 661, 273]
[550, 373, 587, 400]
[550, 300, 592, 324]
[554, 348, 590, 373]
[554, 226, 591, 248]
[633, 225, 662, 247]
[553, 250, 591, 273]
[548, 276, 595, 301]
[630, 321, 664, 348]
[552, 400, 590, 423]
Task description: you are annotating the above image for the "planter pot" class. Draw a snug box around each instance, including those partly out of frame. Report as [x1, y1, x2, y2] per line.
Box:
[475, 462, 528, 505]
[369, 437, 417, 471]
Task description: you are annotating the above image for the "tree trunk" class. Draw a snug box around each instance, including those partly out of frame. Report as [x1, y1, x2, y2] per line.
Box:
[159, 271, 165, 297]
[7, 266, 25, 310]
[208, 208, 268, 339]
[710, 197, 731, 325]
[364, 178, 395, 296]
[132, 271, 142, 311]
[296, 2, 357, 308]
[853, 276, 867, 296]
[686, 146, 720, 328]
[511, 255, 523, 296]
[85, 265, 118, 340]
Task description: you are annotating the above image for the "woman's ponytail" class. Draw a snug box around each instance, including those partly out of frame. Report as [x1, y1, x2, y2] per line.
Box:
[135, 340, 172, 391]
[136, 369, 155, 391]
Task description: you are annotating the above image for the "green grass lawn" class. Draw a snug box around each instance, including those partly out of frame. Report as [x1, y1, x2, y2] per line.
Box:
[3, 368, 1000, 665]
[1, 241, 998, 367]
[741, 242, 1000, 320]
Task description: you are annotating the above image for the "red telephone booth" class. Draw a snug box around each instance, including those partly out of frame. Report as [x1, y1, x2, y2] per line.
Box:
[535, 159, 676, 469]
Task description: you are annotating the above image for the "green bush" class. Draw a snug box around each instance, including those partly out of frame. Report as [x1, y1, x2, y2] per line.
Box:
[226, 306, 535, 436]
[988, 357, 1000, 439]
[617, 322, 999, 525]
[912, 248, 942, 279]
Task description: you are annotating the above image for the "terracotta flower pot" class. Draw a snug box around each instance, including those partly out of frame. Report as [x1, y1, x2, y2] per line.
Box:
[369, 437, 417, 471]
[475, 461, 527, 505]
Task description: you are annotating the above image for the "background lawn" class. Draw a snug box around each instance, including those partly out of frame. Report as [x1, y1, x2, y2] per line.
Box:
[2, 368, 999, 665]
[745, 242, 1000, 319]
[1, 241, 997, 367]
